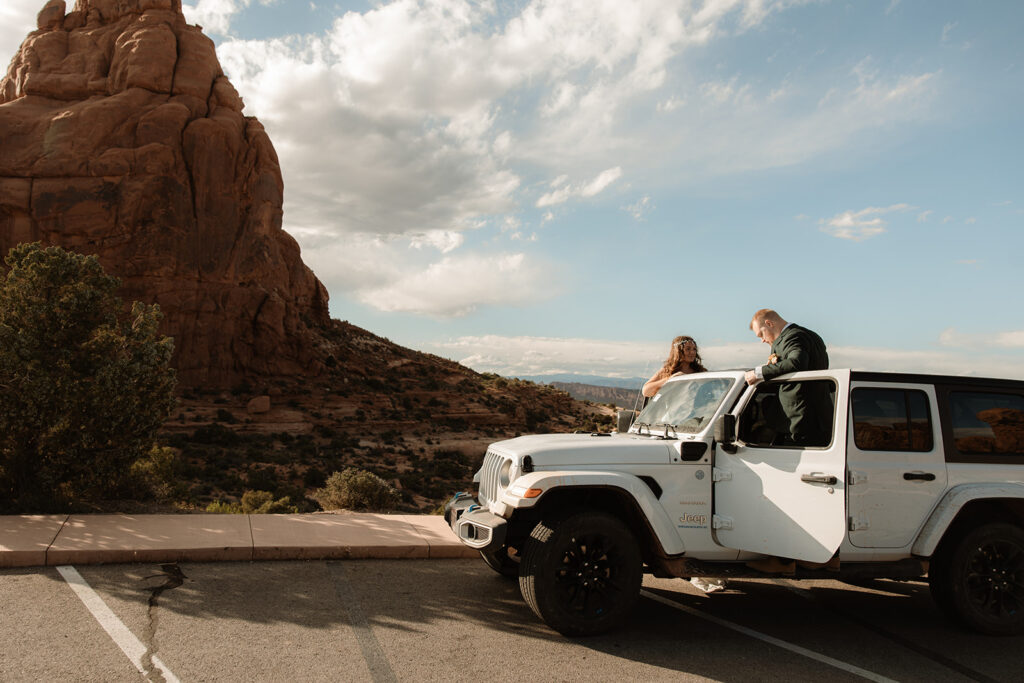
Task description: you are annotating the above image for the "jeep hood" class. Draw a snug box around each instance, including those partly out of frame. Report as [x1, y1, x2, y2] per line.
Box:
[488, 433, 677, 466]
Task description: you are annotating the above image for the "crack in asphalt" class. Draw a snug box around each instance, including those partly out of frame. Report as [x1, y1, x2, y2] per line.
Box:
[140, 563, 187, 683]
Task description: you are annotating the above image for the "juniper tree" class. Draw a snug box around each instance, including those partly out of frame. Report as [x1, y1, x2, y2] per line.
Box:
[0, 243, 176, 511]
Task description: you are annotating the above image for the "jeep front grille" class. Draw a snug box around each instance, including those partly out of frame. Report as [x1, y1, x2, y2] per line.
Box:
[478, 450, 505, 506]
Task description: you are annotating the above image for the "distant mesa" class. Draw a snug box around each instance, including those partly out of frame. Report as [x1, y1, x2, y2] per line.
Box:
[0, 0, 330, 387]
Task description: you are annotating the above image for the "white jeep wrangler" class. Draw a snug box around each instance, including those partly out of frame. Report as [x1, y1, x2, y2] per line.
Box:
[444, 369, 1024, 637]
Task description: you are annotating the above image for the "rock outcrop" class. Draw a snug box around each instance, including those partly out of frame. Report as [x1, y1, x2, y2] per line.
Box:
[0, 0, 331, 387]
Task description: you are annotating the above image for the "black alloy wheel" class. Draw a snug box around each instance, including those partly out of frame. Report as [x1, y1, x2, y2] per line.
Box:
[519, 510, 642, 636]
[932, 522, 1024, 636]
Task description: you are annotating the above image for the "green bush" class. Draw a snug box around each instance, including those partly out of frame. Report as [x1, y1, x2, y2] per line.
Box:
[205, 489, 298, 514]
[312, 468, 400, 511]
[0, 244, 176, 511]
[205, 500, 243, 514]
[129, 445, 182, 502]
[241, 489, 298, 513]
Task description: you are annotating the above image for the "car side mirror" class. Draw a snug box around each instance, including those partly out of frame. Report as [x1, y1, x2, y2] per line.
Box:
[616, 410, 637, 432]
[714, 414, 738, 454]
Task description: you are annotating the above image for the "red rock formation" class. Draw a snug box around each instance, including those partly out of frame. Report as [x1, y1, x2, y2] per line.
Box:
[0, 0, 330, 387]
[976, 408, 1024, 453]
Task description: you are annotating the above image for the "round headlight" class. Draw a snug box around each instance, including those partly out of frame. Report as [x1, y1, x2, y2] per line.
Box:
[498, 459, 512, 488]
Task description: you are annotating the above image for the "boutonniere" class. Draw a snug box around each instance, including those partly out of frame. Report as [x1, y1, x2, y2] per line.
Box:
[768, 353, 779, 365]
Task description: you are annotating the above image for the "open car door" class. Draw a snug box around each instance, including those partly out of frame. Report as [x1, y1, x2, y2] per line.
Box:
[712, 369, 850, 563]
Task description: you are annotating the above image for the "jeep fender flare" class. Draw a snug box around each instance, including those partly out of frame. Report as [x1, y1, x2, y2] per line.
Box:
[499, 470, 685, 556]
[912, 483, 1024, 557]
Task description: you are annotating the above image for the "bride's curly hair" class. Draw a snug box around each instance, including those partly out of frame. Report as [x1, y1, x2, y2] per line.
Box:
[661, 335, 707, 374]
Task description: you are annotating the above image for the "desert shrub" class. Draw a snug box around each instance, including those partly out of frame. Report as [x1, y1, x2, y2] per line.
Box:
[240, 489, 298, 513]
[0, 244, 176, 511]
[205, 490, 298, 514]
[312, 468, 400, 511]
[129, 445, 182, 502]
[205, 500, 243, 513]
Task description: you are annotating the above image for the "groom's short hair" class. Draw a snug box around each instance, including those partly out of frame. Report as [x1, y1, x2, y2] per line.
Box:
[751, 308, 782, 329]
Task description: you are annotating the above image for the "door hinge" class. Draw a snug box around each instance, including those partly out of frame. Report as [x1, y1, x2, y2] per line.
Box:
[849, 516, 870, 531]
[848, 470, 868, 485]
[713, 515, 734, 530]
[712, 467, 732, 482]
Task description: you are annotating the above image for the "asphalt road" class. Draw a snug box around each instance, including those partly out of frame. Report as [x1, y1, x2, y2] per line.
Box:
[1, 559, 1019, 682]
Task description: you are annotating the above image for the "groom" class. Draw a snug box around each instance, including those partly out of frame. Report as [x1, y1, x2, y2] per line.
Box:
[744, 309, 830, 446]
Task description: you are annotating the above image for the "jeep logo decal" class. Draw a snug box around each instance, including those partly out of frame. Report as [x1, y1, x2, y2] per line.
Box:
[679, 514, 708, 528]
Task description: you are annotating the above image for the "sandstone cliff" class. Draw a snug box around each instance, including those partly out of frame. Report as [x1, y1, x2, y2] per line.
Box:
[0, 0, 330, 387]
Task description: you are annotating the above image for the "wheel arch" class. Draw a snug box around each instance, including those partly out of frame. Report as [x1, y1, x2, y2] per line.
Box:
[524, 484, 679, 561]
[913, 484, 1024, 557]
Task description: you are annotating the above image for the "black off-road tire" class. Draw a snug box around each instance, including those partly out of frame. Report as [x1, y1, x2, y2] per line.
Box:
[518, 510, 642, 637]
[480, 546, 519, 579]
[929, 522, 1024, 636]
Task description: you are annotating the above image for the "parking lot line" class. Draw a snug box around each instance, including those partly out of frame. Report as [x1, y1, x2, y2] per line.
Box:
[56, 565, 181, 683]
[641, 589, 897, 683]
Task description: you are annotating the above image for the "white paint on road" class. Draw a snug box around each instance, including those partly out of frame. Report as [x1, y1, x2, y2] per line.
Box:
[641, 589, 898, 683]
[57, 565, 181, 683]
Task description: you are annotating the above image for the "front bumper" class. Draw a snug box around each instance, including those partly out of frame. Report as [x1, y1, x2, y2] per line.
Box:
[443, 492, 507, 551]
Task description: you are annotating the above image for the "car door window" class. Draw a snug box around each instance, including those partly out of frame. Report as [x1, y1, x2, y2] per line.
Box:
[949, 391, 1024, 455]
[740, 380, 836, 448]
[852, 388, 933, 451]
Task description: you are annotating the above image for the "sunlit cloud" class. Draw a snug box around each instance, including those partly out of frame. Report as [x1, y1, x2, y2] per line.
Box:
[429, 334, 1024, 381]
[358, 252, 557, 317]
[819, 203, 911, 241]
[940, 327, 1024, 350]
[623, 195, 654, 221]
[536, 167, 623, 207]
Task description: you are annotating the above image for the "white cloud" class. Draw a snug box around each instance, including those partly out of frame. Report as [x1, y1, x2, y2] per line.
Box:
[819, 203, 910, 241]
[206, 0, 942, 322]
[827, 345, 1024, 380]
[0, 1, 36, 63]
[941, 21, 957, 43]
[409, 230, 464, 253]
[657, 96, 684, 112]
[182, 0, 279, 36]
[940, 328, 1024, 350]
[623, 195, 653, 220]
[426, 334, 1024, 381]
[535, 185, 574, 208]
[580, 166, 623, 197]
[216, 0, 872, 261]
[431, 335, 777, 379]
[358, 251, 556, 317]
[536, 166, 623, 207]
[917, 210, 933, 222]
[432, 335, 674, 378]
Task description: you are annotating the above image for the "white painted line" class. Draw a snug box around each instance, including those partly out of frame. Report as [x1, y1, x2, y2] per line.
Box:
[57, 566, 181, 683]
[641, 589, 898, 683]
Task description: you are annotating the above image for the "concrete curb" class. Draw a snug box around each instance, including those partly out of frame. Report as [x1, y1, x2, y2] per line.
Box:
[0, 513, 478, 568]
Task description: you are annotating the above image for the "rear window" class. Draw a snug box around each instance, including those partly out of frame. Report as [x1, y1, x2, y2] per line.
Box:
[852, 388, 932, 451]
[949, 391, 1024, 455]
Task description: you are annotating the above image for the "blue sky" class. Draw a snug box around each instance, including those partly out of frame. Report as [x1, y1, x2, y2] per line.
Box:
[2, 0, 1022, 382]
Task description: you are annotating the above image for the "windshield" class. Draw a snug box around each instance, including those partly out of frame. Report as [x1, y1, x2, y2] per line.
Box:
[633, 377, 734, 434]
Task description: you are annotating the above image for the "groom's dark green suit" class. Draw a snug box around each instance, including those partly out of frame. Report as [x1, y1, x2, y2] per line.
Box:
[760, 324, 830, 446]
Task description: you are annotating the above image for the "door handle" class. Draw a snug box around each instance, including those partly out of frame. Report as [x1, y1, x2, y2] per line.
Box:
[801, 473, 838, 485]
[903, 472, 936, 481]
